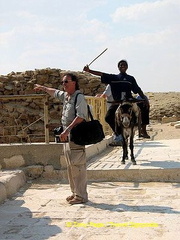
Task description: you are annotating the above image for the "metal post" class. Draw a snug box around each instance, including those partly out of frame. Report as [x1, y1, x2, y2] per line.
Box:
[44, 95, 49, 143]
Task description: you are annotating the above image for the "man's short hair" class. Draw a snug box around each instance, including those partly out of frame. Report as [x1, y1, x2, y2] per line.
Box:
[118, 60, 128, 68]
[64, 72, 79, 90]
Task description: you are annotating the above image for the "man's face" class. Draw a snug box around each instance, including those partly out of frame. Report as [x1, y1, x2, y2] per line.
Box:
[61, 75, 76, 93]
[118, 62, 128, 73]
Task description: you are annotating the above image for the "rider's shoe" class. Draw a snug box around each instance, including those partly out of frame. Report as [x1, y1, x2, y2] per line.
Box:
[109, 135, 123, 147]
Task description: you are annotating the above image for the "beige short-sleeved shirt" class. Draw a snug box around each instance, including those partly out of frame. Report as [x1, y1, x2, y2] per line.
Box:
[54, 90, 88, 127]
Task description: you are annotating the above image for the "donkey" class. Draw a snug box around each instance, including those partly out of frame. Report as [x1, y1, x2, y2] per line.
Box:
[115, 100, 141, 165]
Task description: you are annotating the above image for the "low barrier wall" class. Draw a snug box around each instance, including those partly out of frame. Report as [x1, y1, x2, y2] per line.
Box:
[0, 136, 113, 179]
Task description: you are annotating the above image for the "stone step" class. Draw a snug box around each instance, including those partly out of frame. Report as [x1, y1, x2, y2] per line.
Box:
[57, 167, 180, 183]
[87, 168, 180, 182]
[86, 138, 180, 182]
[0, 170, 26, 204]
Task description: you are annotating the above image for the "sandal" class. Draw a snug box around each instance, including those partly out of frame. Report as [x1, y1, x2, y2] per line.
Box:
[68, 195, 87, 205]
[66, 195, 74, 202]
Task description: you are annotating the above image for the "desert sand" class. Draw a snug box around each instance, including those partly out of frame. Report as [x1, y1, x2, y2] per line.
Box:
[147, 122, 180, 141]
[146, 92, 179, 120]
[143, 92, 180, 141]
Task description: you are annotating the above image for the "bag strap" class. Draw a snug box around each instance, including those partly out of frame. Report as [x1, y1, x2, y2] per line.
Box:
[87, 105, 93, 121]
[74, 93, 94, 121]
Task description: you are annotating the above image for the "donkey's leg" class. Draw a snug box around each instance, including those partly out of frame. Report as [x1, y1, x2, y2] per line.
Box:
[130, 134, 136, 165]
[121, 137, 128, 164]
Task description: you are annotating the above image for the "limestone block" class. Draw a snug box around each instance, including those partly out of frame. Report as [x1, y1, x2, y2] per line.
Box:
[59, 155, 67, 169]
[43, 165, 58, 178]
[4, 155, 25, 169]
[0, 170, 26, 199]
[4, 84, 14, 90]
[24, 165, 44, 179]
[0, 182, 7, 204]
[44, 165, 54, 174]
[170, 121, 180, 126]
[162, 115, 178, 123]
[174, 123, 180, 129]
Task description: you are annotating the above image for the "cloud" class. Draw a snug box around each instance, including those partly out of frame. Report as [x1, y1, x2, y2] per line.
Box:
[0, 0, 179, 91]
[0, 30, 15, 46]
[121, 26, 179, 47]
[111, 0, 180, 26]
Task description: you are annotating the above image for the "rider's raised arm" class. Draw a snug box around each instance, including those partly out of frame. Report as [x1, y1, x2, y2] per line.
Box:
[83, 65, 103, 77]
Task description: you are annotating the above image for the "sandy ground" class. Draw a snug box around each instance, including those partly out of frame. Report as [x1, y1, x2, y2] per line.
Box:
[145, 92, 179, 122]
[147, 122, 180, 141]
[139, 92, 180, 141]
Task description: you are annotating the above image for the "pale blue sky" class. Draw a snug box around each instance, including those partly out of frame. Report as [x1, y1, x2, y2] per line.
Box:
[0, 0, 180, 92]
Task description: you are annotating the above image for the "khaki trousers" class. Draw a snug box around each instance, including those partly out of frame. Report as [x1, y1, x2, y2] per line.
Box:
[63, 141, 88, 201]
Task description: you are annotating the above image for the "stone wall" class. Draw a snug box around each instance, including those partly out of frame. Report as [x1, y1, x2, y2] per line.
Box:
[0, 68, 104, 96]
[0, 68, 179, 143]
[0, 68, 105, 143]
[0, 137, 113, 179]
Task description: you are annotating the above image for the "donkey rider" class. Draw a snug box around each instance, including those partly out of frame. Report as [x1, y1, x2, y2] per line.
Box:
[83, 60, 149, 142]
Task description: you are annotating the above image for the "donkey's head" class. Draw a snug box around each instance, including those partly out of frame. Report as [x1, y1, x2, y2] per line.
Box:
[115, 102, 133, 128]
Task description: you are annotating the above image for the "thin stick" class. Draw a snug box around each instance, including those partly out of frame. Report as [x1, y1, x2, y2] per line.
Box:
[88, 48, 108, 66]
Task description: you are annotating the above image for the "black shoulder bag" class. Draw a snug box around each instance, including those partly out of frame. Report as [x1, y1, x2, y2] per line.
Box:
[70, 93, 105, 145]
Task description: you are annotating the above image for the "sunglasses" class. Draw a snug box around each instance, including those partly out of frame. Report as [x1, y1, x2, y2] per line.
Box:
[61, 80, 73, 84]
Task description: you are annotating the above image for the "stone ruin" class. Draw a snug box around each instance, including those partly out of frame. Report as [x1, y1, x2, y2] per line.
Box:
[0, 68, 179, 143]
[0, 68, 105, 143]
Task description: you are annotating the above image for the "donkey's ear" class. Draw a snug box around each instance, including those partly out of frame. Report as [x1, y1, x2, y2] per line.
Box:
[120, 106, 124, 112]
[129, 108, 133, 115]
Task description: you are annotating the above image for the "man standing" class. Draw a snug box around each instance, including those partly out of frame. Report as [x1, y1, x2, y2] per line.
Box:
[96, 84, 123, 146]
[34, 73, 88, 205]
[96, 84, 114, 110]
[83, 60, 148, 141]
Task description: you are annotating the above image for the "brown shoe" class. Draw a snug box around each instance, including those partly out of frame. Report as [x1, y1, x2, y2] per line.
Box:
[68, 196, 87, 205]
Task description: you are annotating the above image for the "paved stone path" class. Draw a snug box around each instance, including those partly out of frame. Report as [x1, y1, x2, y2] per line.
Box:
[86, 139, 180, 182]
[0, 180, 179, 240]
[0, 138, 180, 239]
[87, 139, 180, 170]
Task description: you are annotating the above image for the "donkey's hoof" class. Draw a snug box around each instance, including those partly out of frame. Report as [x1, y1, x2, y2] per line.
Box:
[131, 160, 136, 165]
[121, 160, 125, 164]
